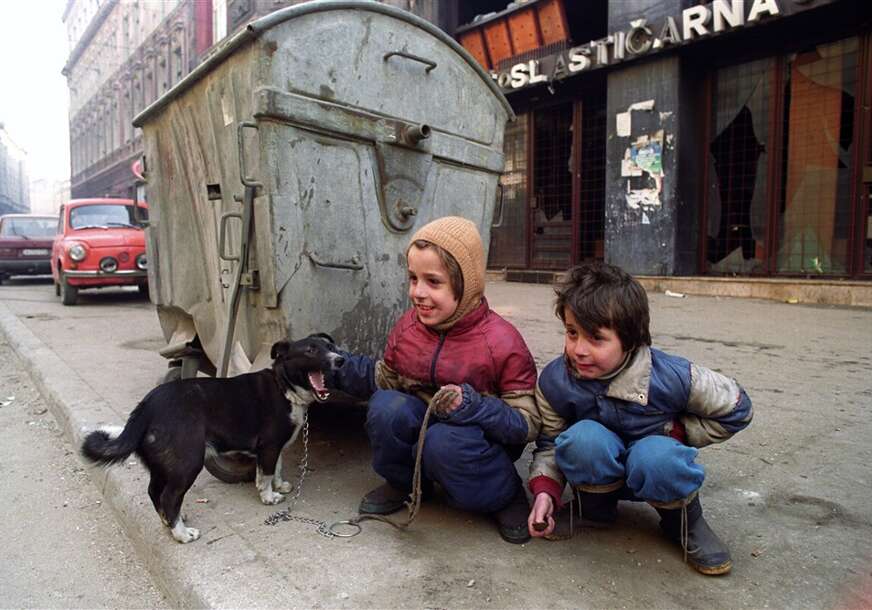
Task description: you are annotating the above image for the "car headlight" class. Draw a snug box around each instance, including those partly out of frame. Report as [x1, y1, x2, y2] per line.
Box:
[136, 253, 147, 270]
[68, 243, 87, 261]
[99, 257, 118, 273]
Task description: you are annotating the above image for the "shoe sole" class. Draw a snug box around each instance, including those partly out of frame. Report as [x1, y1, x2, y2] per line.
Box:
[691, 559, 733, 576]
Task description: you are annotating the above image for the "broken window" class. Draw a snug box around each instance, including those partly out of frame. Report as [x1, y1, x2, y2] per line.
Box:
[775, 38, 858, 275]
[706, 57, 772, 275]
[531, 103, 573, 269]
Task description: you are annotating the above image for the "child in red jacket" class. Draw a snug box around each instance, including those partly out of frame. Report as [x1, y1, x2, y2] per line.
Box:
[336, 216, 540, 543]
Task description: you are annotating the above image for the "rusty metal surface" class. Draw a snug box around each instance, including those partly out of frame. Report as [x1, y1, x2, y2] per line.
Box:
[135, 1, 513, 373]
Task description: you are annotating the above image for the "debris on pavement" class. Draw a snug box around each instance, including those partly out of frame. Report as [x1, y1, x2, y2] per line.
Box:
[664, 290, 686, 298]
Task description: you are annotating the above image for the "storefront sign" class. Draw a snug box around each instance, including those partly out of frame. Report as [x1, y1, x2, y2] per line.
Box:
[492, 0, 791, 91]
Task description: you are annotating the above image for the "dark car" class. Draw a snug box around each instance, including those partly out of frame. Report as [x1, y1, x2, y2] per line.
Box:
[0, 214, 58, 284]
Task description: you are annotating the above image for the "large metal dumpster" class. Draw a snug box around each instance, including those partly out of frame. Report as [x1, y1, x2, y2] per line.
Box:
[133, 0, 514, 380]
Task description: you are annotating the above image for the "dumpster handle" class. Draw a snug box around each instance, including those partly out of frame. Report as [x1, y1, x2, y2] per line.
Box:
[307, 251, 363, 271]
[218, 212, 242, 261]
[237, 121, 263, 189]
[383, 51, 437, 73]
[492, 182, 505, 229]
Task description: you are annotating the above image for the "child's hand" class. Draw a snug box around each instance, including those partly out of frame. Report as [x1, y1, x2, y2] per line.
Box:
[431, 384, 463, 417]
[528, 492, 555, 537]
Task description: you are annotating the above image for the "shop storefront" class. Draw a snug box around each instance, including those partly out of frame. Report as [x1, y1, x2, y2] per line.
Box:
[456, 0, 872, 279]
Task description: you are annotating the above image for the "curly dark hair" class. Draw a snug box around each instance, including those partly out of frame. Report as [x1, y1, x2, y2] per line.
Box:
[554, 262, 651, 352]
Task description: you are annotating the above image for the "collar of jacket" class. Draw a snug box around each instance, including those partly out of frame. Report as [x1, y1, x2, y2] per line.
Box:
[420, 298, 489, 336]
[604, 346, 652, 406]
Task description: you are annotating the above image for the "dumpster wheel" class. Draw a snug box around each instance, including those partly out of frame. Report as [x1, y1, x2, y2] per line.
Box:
[205, 453, 256, 483]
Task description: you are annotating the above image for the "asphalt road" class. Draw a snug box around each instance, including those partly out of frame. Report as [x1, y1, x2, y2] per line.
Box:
[0, 287, 169, 609]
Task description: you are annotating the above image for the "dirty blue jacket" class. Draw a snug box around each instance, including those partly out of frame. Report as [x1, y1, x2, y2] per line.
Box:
[529, 346, 753, 494]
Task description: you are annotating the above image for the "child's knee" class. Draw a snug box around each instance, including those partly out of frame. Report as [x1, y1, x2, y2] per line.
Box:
[556, 419, 621, 465]
[625, 436, 704, 500]
[367, 390, 423, 429]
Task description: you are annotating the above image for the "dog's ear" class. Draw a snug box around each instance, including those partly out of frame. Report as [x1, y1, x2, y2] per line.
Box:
[312, 332, 336, 345]
[270, 340, 291, 360]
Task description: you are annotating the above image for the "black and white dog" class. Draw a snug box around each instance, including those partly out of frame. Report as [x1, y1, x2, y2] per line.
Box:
[81, 334, 344, 543]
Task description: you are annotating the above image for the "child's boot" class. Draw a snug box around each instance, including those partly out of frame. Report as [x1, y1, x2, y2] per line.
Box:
[492, 485, 531, 544]
[652, 495, 732, 575]
[577, 487, 620, 526]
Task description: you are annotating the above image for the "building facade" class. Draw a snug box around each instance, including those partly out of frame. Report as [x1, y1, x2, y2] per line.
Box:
[62, 0, 454, 203]
[458, 0, 872, 280]
[64, 0, 872, 280]
[0, 124, 30, 216]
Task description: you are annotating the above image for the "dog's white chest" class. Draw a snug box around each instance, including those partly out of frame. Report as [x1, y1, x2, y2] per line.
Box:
[284, 388, 311, 427]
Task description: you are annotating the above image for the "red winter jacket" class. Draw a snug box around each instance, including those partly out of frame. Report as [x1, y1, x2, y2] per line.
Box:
[384, 299, 535, 394]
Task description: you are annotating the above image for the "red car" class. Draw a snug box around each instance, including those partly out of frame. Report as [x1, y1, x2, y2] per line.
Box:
[52, 198, 149, 305]
[0, 214, 58, 284]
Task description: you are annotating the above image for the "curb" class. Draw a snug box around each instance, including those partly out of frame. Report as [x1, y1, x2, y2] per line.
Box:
[0, 301, 293, 609]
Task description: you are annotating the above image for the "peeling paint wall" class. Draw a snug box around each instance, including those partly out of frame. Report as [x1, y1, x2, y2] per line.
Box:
[605, 55, 682, 275]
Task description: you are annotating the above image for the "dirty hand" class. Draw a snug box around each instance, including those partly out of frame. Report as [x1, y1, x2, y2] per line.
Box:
[430, 384, 462, 417]
[528, 492, 555, 538]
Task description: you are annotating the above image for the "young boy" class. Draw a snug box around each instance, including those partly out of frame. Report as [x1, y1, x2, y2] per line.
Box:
[335, 216, 540, 543]
[527, 262, 752, 575]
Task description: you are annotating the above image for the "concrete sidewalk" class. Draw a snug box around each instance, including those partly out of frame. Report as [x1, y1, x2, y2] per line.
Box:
[2, 278, 871, 609]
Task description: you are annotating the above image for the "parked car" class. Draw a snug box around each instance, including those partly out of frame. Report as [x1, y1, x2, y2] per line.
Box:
[0, 214, 58, 284]
[51, 198, 149, 305]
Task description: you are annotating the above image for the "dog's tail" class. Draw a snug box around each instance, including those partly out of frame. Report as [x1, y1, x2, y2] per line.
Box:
[81, 403, 149, 466]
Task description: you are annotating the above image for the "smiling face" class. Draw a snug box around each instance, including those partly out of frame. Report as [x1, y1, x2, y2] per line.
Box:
[407, 244, 459, 328]
[562, 306, 627, 380]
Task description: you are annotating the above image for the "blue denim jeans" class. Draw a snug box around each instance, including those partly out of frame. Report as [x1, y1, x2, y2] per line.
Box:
[366, 390, 520, 513]
[554, 419, 704, 503]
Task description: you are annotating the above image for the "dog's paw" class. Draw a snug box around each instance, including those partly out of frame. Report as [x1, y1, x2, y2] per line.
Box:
[171, 524, 201, 544]
[274, 480, 293, 494]
[260, 490, 286, 505]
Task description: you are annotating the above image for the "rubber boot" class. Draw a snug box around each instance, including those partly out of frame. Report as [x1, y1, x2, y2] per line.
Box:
[358, 483, 410, 515]
[578, 489, 620, 526]
[492, 485, 531, 544]
[655, 496, 732, 575]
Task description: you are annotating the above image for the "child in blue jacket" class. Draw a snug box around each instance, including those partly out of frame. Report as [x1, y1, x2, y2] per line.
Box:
[527, 262, 752, 575]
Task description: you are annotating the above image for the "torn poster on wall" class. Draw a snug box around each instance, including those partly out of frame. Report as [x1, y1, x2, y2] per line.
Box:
[622, 130, 664, 210]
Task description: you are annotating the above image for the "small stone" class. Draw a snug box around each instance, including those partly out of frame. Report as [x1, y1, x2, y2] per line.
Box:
[337, 592, 349, 600]
[751, 548, 764, 558]
[467, 579, 476, 588]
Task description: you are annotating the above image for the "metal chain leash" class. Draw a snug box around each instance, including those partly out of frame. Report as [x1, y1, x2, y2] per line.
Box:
[265, 388, 457, 538]
[263, 410, 342, 538]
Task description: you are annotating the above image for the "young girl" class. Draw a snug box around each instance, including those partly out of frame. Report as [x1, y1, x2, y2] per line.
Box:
[528, 262, 753, 574]
[336, 216, 540, 543]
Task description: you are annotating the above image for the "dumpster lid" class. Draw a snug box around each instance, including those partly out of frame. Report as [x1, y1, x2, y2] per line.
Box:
[133, 0, 514, 127]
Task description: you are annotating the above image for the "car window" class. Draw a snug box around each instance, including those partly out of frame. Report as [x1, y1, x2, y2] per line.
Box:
[0, 217, 57, 238]
[69, 205, 147, 229]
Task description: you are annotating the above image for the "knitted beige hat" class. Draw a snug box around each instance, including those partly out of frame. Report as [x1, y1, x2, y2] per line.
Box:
[407, 216, 485, 330]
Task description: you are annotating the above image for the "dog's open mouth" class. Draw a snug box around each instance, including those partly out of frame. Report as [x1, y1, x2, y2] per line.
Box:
[307, 371, 330, 401]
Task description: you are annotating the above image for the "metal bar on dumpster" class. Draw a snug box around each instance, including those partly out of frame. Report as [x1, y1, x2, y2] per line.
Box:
[383, 50, 437, 73]
[219, 184, 256, 377]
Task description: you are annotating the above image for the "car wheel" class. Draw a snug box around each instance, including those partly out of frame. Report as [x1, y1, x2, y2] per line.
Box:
[137, 283, 149, 298]
[205, 453, 256, 483]
[0, 274, 5, 285]
[60, 274, 78, 306]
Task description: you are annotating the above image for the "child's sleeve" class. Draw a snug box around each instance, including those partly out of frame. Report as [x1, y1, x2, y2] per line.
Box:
[528, 380, 569, 506]
[680, 362, 753, 447]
